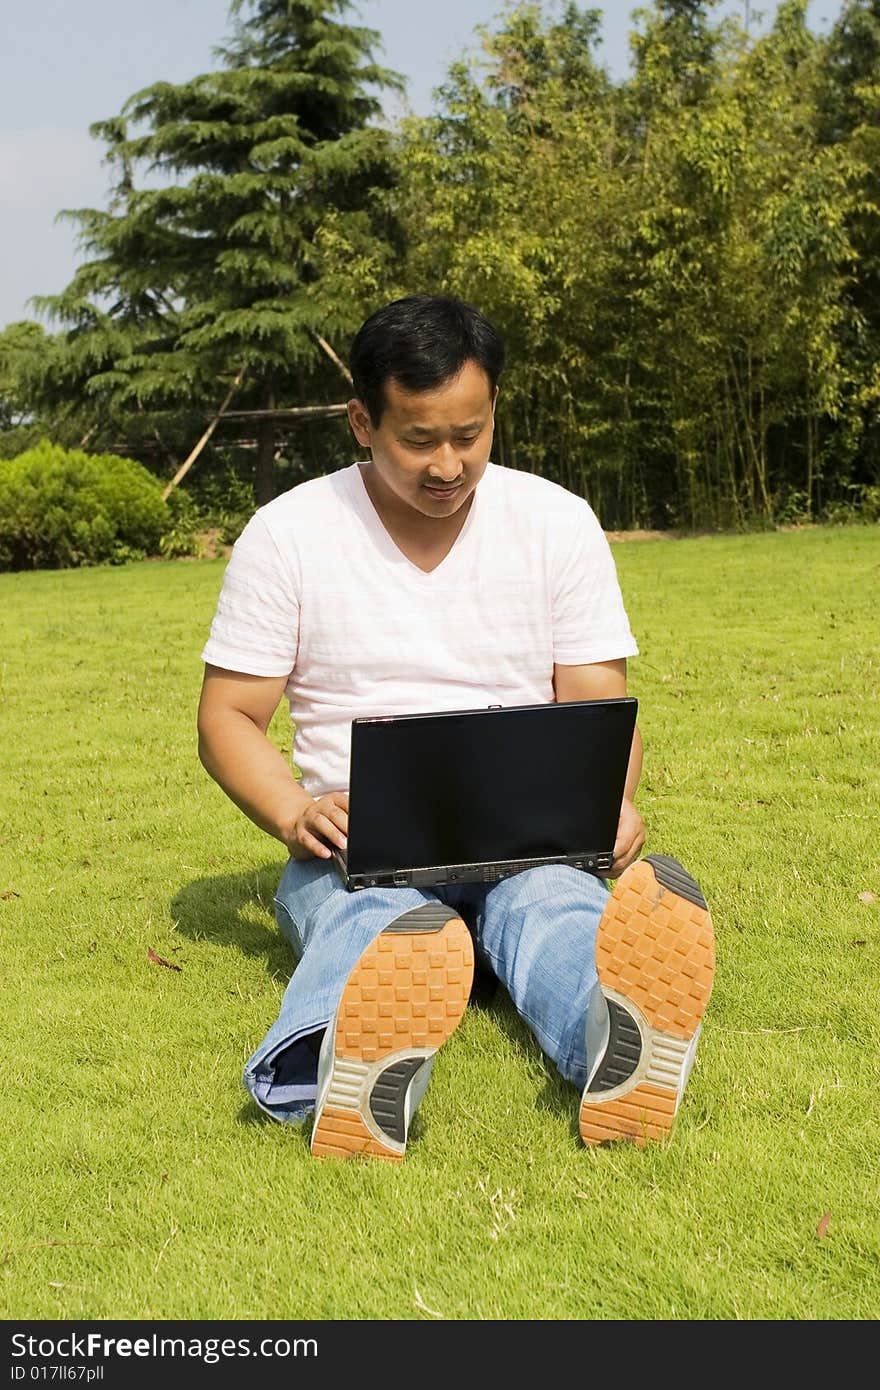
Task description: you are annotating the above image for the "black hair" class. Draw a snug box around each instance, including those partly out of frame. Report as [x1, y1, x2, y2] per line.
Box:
[349, 294, 505, 424]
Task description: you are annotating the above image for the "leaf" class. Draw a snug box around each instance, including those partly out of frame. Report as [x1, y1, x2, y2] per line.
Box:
[147, 947, 182, 972]
[816, 1212, 832, 1239]
[1, 890, 20, 900]
[857, 891, 876, 905]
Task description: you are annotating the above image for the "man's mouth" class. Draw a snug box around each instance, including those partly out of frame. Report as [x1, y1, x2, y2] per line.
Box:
[423, 480, 463, 498]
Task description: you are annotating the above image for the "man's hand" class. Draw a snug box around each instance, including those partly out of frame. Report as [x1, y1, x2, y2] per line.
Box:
[610, 796, 644, 877]
[288, 791, 349, 860]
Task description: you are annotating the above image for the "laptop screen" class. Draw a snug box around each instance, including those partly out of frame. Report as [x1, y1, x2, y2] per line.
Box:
[346, 698, 637, 877]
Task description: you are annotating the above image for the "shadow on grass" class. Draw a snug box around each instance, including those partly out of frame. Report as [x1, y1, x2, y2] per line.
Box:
[171, 859, 510, 1007]
[171, 857, 292, 984]
[479, 992, 582, 1133]
[533, 1063, 583, 1137]
[234, 1096, 312, 1142]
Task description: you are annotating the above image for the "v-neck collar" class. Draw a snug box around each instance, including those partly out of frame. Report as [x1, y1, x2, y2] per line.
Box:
[347, 462, 488, 578]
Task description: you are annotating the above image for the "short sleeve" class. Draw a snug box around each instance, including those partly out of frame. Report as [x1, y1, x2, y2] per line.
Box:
[200, 512, 300, 676]
[550, 500, 639, 665]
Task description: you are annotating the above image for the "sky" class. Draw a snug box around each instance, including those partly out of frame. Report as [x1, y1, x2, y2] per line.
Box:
[0, 0, 845, 330]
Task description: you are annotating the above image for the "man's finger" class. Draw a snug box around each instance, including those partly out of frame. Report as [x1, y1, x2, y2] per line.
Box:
[302, 829, 332, 858]
[292, 835, 330, 860]
[313, 814, 347, 848]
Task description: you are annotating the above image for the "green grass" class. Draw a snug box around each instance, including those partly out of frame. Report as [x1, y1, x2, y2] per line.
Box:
[1, 525, 878, 1320]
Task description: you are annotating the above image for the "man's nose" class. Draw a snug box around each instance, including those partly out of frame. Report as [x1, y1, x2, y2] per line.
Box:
[428, 442, 463, 481]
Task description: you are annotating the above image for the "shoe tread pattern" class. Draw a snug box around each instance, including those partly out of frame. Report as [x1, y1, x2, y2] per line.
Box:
[384, 904, 461, 933]
[595, 857, 714, 1039]
[645, 853, 708, 910]
[369, 1057, 425, 1143]
[311, 1105, 406, 1162]
[587, 999, 641, 1092]
[334, 918, 473, 1061]
[311, 915, 473, 1161]
[580, 856, 714, 1149]
[580, 1083, 678, 1148]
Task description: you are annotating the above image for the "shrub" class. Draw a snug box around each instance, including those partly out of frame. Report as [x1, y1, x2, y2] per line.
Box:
[159, 487, 202, 559]
[0, 440, 169, 570]
[821, 484, 880, 525]
[189, 467, 255, 545]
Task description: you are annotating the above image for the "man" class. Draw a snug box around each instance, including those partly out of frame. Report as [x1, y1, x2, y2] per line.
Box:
[197, 294, 715, 1161]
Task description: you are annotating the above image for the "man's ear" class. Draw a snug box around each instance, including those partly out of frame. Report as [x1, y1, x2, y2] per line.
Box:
[347, 398, 372, 448]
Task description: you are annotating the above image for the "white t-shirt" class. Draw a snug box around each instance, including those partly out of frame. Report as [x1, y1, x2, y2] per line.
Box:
[201, 462, 638, 796]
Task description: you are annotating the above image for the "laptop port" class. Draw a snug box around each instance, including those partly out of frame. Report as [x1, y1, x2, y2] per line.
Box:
[392, 871, 408, 886]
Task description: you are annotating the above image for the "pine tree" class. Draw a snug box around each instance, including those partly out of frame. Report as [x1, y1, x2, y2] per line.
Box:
[39, 0, 402, 502]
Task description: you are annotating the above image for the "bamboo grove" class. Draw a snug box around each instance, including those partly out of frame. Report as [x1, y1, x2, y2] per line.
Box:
[2, 0, 879, 531]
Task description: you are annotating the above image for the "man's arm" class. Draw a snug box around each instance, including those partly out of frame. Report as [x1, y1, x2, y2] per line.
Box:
[553, 657, 644, 875]
[196, 664, 348, 860]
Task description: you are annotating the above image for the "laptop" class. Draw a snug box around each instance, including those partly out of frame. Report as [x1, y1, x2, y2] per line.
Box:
[332, 696, 637, 891]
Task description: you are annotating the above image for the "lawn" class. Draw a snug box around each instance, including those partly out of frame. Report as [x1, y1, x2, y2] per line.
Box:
[1, 524, 878, 1320]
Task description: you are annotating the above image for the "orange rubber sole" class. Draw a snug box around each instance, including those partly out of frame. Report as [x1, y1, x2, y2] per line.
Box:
[579, 856, 715, 1148]
[311, 911, 474, 1162]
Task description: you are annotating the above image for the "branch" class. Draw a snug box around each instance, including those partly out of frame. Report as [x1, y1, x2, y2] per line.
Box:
[161, 366, 246, 500]
[309, 330, 353, 386]
[219, 403, 349, 421]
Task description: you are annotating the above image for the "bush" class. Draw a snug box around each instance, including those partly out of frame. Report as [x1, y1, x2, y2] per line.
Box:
[821, 484, 880, 525]
[159, 486, 202, 558]
[187, 466, 255, 545]
[0, 440, 169, 570]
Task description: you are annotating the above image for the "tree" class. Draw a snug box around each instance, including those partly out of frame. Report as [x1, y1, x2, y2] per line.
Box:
[38, 0, 402, 502]
[396, 4, 630, 509]
[395, 0, 870, 528]
[0, 322, 48, 438]
[0, 321, 86, 458]
[814, 0, 880, 496]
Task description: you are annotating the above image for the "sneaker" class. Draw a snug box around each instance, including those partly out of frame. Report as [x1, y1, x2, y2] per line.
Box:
[310, 903, 474, 1162]
[579, 854, 715, 1148]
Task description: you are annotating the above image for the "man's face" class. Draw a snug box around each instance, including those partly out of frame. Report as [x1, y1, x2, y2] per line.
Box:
[347, 359, 496, 519]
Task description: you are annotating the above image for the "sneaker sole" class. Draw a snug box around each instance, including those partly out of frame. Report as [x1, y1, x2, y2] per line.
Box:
[310, 906, 474, 1162]
[579, 855, 715, 1148]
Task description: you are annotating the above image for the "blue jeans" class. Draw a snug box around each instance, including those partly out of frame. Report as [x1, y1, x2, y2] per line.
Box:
[243, 858, 611, 1122]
